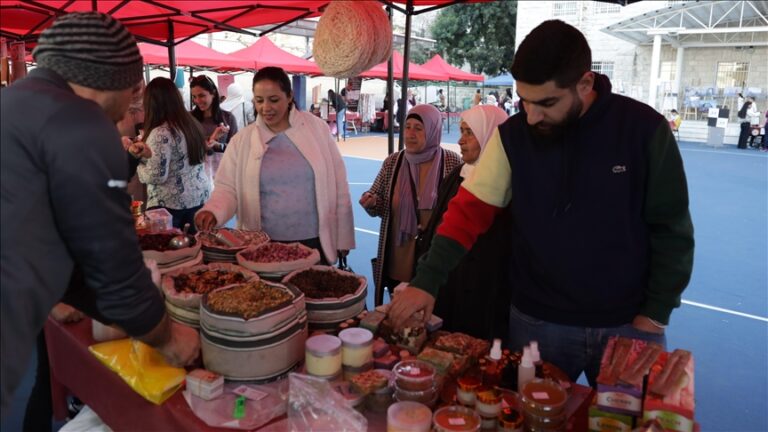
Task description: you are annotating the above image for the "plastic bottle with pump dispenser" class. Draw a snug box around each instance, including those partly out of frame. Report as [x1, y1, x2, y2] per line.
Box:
[529, 340, 544, 378]
[517, 346, 535, 392]
[483, 338, 503, 386]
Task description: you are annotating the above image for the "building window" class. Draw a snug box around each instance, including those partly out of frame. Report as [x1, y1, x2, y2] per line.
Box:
[592, 2, 621, 14]
[552, 1, 578, 17]
[660, 61, 676, 82]
[592, 61, 614, 80]
[716, 62, 749, 89]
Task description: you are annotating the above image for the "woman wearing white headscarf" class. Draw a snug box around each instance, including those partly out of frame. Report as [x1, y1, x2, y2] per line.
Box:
[416, 104, 510, 339]
[220, 82, 255, 130]
[360, 104, 462, 305]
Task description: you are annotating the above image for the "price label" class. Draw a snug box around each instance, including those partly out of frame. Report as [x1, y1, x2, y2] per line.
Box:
[448, 418, 466, 426]
[532, 391, 549, 400]
[409, 367, 421, 376]
[233, 385, 268, 401]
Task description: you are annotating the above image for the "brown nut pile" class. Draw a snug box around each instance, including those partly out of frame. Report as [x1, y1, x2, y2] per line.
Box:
[206, 281, 293, 319]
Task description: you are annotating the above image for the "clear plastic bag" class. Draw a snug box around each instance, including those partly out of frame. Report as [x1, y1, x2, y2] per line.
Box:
[287, 373, 367, 432]
[182, 381, 288, 430]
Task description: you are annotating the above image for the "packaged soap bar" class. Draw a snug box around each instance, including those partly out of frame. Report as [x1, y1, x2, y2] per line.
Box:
[642, 350, 695, 432]
[186, 369, 224, 401]
[596, 337, 651, 416]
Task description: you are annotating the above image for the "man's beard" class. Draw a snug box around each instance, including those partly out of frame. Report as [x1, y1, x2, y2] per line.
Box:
[529, 96, 583, 141]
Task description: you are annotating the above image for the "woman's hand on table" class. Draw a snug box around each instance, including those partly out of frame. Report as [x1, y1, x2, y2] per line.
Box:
[387, 283, 435, 331]
[359, 191, 378, 210]
[194, 210, 217, 232]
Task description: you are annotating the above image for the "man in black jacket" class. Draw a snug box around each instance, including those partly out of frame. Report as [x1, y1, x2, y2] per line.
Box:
[0, 12, 199, 415]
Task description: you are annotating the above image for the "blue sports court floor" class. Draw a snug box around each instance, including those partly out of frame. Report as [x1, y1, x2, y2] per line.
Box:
[2, 139, 766, 431]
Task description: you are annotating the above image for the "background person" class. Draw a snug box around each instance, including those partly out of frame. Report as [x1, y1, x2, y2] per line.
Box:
[195, 67, 355, 264]
[221, 82, 255, 130]
[190, 75, 238, 179]
[1, 12, 199, 415]
[137, 77, 211, 233]
[389, 20, 694, 385]
[359, 104, 462, 306]
[417, 105, 510, 339]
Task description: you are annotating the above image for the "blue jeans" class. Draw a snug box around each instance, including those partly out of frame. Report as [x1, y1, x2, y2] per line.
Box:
[337, 109, 346, 139]
[507, 303, 666, 386]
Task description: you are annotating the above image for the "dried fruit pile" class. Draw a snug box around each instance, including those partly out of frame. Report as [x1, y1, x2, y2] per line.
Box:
[241, 243, 312, 263]
[173, 270, 248, 295]
[288, 269, 360, 299]
[206, 281, 292, 319]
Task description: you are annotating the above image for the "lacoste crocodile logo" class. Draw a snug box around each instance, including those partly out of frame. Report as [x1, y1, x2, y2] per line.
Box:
[612, 165, 627, 174]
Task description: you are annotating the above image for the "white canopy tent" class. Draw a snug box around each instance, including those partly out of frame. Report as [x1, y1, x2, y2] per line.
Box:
[601, 0, 768, 110]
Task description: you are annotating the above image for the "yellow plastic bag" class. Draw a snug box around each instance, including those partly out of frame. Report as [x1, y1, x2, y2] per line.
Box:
[89, 338, 186, 405]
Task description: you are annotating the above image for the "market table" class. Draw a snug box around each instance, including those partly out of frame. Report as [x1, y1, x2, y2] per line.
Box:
[45, 317, 593, 430]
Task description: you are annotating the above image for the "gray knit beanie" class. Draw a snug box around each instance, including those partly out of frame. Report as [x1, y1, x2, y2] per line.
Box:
[32, 12, 143, 90]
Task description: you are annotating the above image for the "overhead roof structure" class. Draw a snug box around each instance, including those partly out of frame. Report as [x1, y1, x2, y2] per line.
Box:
[229, 37, 321, 75]
[602, 0, 768, 48]
[360, 50, 447, 81]
[422, 54, 483, 82]
[139, 39, 254, 70]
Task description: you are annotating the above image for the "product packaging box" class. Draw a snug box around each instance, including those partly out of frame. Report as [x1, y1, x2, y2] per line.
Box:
[596, 337, 662, 416]
[642, 349, 695, 432]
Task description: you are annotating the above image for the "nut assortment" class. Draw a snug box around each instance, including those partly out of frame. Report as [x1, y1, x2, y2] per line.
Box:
[241, 243, 312, 263]
[287, 268, 361, 299]
[206, 281, 293, 320]
[172, 270, 249, 295]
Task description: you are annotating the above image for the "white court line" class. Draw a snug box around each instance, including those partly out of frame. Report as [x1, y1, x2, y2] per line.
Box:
[355, 227, 380, 236]
[680, 148, 768, 158]
[353, 227, 768, 323]
[344, 155, 385, 162]
[681, 299, 768, 322]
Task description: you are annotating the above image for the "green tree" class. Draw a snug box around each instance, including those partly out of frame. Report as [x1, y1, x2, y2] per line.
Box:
[430, 1, 517, 75]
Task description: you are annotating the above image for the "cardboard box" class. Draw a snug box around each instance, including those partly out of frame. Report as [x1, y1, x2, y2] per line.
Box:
[642, 350, 695, 432]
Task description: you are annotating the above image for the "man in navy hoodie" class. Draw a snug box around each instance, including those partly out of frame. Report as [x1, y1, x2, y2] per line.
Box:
[389, 20, 694, 384]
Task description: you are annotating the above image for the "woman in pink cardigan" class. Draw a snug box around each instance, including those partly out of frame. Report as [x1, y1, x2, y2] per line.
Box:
[195, 67, 355, 264]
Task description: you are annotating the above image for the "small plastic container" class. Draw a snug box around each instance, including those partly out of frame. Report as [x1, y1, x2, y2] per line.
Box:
[498, 406, 524, 432]
[520, 378, 567, 418]
[339, 327, 374, 367]
[474, 386, 502, 419]
[145, 208, 173, 232]
[433, 405, 482, 432]
[456, 375, 482, 407]
[305, 334, 342, 378]
[393, 359, 435, 392]
[332, 381, 366, 413]
[387, 401, 432, 432]
[366, 368, 395, 412]
[186, 369, 224, 400]
[343, 361, 374, 381]
[394, 385, 437, 405]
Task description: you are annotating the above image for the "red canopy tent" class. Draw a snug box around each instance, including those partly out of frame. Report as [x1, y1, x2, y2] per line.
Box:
[229, 37, 321, 75]
[360, 51, 446, 82]
[421, 54, 483, 82]
[139, 40, 253, 70]
[0, 1, 326, 45]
